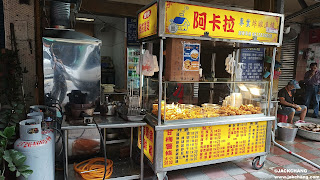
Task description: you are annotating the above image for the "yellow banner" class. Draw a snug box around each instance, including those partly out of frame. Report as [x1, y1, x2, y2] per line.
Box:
[138, 124, 154, 163]
[138, 3, 158, 39]
[165, 2, 280, 43]
[163, 121, 267, 167]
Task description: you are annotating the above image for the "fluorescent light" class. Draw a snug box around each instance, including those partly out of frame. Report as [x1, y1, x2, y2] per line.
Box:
[76, 17, 95, 22]
[238, 84, 249, 91]
[249, 87, 261, 96]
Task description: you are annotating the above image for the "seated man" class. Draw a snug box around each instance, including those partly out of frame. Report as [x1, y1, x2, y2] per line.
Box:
[278, 80, 307, 124]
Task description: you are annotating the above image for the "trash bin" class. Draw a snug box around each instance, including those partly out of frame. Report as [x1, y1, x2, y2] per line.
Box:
[277, 123, 298, 142]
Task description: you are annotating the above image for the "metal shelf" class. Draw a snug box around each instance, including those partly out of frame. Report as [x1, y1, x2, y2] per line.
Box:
[62, 116, 146, 130]
[106, 139, 129, 145]
[103, 92, 128, 95]
[61, 116, 146, 180]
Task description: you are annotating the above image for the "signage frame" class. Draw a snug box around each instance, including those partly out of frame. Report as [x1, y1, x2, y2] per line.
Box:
[136, 0, 159, 42]
[137, 0, 284, 47]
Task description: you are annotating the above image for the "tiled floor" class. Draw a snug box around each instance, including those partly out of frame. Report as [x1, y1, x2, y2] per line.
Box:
[144, 115, 320, 180]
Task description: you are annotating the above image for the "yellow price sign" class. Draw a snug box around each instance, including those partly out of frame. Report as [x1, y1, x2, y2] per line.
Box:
[138, 124, 154, 163]
[163, 121, 267, 167]
[165, 2, 280, 43]
[137, 3, 158, 40]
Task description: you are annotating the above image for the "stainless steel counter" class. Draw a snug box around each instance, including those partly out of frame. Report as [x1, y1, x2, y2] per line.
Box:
[61, 116, 146, 130]
[61, 115, 146, 180]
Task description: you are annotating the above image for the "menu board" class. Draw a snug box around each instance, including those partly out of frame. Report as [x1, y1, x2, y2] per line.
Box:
[183, 43, 200, 71]
[163, 121, 267, 168]
[127, 17, 139, 46]
[138, 124, 154, 163]
[240, 46, 265, 80]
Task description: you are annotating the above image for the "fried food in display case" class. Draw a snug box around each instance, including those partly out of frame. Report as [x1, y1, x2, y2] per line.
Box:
[152, 103, 262, 121]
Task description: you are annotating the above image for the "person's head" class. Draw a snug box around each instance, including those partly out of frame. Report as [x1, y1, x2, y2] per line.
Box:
[310, 63, 317, 72]
[287, 80, 301, 90]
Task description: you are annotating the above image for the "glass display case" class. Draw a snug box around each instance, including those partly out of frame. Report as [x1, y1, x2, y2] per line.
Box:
[127, 47, 140, 90]
[142, 78, 269, 124]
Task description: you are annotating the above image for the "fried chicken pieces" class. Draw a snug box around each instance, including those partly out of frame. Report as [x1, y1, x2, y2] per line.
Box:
[152, 104, 262, 121]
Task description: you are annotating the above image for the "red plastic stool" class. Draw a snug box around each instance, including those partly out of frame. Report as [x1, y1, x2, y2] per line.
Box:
[277, 114, 288, 123]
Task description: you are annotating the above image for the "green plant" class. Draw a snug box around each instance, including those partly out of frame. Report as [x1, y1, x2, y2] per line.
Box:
[0, 50, 27, 129]
[0, 50, 33, 178]
[0, 126, 33, 179]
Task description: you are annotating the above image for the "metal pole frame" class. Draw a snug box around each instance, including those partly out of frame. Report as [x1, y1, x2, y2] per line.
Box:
[158, 38, 165, 125]
[140, 126, 145, 180]
[63, 130, 68, 180]
[139, 43, 144, 107]
[268, 47, 277, 116]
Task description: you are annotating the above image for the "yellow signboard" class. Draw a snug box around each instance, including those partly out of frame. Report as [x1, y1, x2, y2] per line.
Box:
[163, 121, 267, 167]
[165, 2, 280, 43]
[138, 124, 154, 163]
[138, 3, 158, 39]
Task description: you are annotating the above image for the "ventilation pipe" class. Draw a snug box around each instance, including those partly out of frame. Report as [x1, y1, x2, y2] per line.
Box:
[50, 1, 71, 28]
[298, 0, 308, 9]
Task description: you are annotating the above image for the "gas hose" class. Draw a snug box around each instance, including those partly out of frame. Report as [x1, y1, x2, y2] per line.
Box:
[74, 157, 113, 180]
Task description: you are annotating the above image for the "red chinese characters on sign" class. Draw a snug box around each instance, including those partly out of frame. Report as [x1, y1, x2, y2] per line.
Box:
[167, 129, 173, 136]
[270, 22, 275, 29]
[194, 13, 235, 33]
[144, 139, 147, 150]
[166, 143, 173, 149]
[145, 126, 149, 136]
[193, 12, 207, 30]
[139, 20, 150, 34]
[252, 19, 257, 28]
[149, 146, 153, 157]
[166, 150, 172, 156]
[166, 136, 173, 143]
[223, 15, 235, 32]
[258, 20, 263, 28]
[149, 130, 154, 141]
[209, 14, 221, 31]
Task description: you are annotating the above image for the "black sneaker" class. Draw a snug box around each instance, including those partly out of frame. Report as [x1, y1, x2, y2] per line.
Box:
[312, 115, 319, 118]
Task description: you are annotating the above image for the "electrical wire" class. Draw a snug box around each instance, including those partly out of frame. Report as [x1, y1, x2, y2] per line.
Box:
[51, 127, 64, 157]
[60, 125, 68, 179]
[74, 157, 113, 180]
[92, 118, 108, 179]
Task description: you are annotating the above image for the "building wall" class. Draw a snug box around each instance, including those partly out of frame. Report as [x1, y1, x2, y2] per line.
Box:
[0, 0, 4, 49]
[94, 16, 126, 89]
[296, 26, 309, 81]
[75, 22, 94, 37]
[94, 23, 114, 57]
[3, 0, 36, 105]
[111, 18, 126, 89]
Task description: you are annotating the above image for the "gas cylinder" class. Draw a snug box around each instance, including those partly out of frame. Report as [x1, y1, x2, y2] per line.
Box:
[14, 119, 54, 180]
[42, 128, 55, 165]
[28, 110, 55, 165]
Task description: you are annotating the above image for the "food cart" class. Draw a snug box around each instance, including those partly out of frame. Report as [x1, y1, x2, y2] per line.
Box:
[136, 0, 284, 179]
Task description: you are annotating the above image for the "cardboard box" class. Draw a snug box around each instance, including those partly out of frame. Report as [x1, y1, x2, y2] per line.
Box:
[165, 38, 200, 81]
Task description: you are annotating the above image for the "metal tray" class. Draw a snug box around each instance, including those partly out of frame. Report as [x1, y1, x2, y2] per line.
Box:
[126, 115, 145, 121]
[119, 112, 145, 122]
[295, 123, 320, 141]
